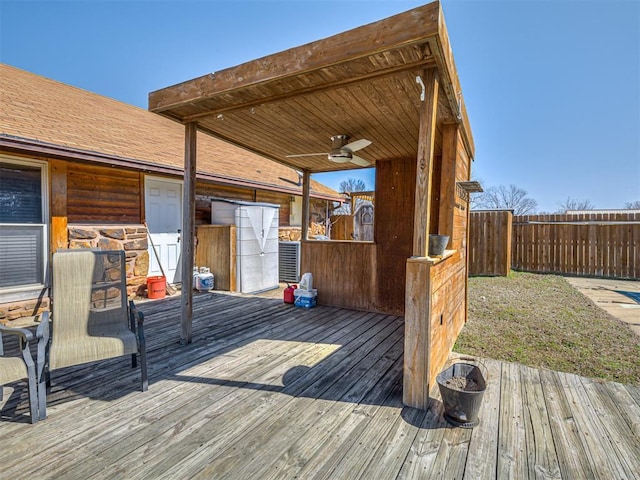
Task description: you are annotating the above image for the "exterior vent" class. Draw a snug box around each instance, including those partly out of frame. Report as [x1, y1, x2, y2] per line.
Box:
[279, 241, 300, 283]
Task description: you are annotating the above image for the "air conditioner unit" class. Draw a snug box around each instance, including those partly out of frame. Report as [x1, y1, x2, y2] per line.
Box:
[279, 241, 300, 283]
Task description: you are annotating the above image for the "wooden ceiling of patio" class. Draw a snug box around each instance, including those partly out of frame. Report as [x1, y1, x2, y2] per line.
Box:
[148, 1, 474, 173]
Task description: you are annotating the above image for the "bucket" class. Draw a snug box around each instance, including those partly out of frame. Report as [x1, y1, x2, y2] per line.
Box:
[436, 358, 487, 428]
[428, 234, 450, 256]
[147, 276, 166, 299]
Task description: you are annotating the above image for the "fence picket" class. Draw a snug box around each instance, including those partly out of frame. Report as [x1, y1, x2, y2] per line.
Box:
[469, 211, 639, 279]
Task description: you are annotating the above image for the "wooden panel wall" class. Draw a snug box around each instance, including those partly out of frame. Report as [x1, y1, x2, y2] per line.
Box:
[452, 132, 471, 251]
[300, 241, 377, 312]
[195, 225, 237, 291]
[67, 163, 141, 223]
[376, 158, 417, 315]
[403, 251, 468, 409]
[512, 213, 640, 279]
[469, 210, 513, 276]
[427, 251, 467, 389]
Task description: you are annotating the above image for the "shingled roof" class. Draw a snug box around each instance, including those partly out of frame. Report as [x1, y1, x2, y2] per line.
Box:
[0, 64, 341, 200]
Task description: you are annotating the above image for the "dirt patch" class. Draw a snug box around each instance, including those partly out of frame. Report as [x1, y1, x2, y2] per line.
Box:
[454, 271, 640, 385]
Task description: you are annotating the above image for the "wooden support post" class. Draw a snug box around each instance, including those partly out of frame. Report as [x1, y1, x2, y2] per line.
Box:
[439, 123, 458, 244]
[180, 122, 197, 345]
[405, 67, 439, 410]
[49, 160, 68, 253]
[403, 257, 432, 410]
[412, 68, 439, 256]
[301, 170, 311, 241]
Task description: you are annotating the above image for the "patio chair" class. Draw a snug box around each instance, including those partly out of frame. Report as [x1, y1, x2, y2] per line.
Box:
[41, 249, 148, 419]
[0, 321, 45, 423]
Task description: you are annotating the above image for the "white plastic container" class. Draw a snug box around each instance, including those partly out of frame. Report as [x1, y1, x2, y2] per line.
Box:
[299, 272, 313, 291]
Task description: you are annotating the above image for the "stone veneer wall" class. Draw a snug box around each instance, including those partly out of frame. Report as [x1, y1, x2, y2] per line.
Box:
[278, 223, 326, 241]
[0, 224, 149, 324]
[68, 224, 150, 298]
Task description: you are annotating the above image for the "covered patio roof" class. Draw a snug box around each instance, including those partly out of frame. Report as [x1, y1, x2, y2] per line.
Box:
[149, 1, 474, 173]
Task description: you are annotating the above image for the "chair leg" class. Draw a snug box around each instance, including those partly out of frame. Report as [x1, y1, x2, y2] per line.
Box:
[25, 363, 38, 424]
[138, 327, 148, 392]
[19, 337, 38, 424]
[37, 321, 48, 420]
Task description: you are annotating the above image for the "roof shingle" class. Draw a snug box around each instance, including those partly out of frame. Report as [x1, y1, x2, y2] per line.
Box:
[0, 64, 341, 200]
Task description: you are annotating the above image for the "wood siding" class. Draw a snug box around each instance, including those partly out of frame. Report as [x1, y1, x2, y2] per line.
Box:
[301, 241, 377, 312]
[453, 132, 471, 250]
[376, 159, 416, 315]
[469, 211, 513, 276]
[404, 251, 468, 409]
[427, 251, 467, 386]
[194, 183, 291, 227]
[67, 163, 142, 224]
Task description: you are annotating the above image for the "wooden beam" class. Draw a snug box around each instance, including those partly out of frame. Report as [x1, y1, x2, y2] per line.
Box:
[181, 58, 437, 123]
[301, 170, 311, 241]
[438, 123, 458, 242]
[49, 160, 68, 253]
[149, 2, 441, 113]
[180, 122, 197, 344]
[412, 67, 439, 256]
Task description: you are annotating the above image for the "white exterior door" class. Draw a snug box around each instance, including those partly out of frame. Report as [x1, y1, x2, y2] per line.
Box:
[145, 177, 182, 283]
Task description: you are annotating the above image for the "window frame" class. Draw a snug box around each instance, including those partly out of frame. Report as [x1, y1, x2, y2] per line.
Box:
[0, 155, 49, 300]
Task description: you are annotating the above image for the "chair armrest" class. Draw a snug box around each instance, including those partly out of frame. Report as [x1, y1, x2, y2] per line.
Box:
[35, 311, 50, 344]
[0, 324, 34, 343]
[128, 300, 144, 329]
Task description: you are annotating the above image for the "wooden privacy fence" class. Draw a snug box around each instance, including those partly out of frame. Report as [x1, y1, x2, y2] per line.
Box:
[512, 213, 639, 279]
[468, 210, 513, 276]
[330, 215, 354, 240]
[470, 211, 640, 279]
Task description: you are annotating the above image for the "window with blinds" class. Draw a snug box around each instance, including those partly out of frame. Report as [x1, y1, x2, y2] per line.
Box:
[0, 160, 47, 289]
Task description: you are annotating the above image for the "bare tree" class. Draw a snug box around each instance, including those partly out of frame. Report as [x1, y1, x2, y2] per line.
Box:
[556, 197, 594, 213]
[473, 184, 538, 215]
[332, 178, 368, 215]
[339, 178, 367, 194]
[624, 200, 640, 209]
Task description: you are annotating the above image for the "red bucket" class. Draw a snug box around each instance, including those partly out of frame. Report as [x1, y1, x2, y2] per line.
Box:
[147, 276, 166, 299]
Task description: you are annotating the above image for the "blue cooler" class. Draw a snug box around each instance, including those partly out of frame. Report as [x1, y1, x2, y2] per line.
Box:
[294, 288, 317, 308]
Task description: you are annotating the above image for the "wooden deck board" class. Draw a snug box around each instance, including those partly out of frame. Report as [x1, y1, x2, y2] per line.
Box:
[2, 293, 639, 479]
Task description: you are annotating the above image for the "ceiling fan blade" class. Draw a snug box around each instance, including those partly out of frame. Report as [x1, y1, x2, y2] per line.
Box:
[285, 153, 327, 158]
[343, 139, 372, 153]
[328, 156, 351, 163]
[349, 155, 371, 167]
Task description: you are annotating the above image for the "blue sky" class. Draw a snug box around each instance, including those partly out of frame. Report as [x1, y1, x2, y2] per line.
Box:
[1, 0, 638, 212]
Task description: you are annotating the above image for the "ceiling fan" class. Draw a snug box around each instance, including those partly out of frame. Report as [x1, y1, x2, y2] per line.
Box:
[286, 135, 372, 167]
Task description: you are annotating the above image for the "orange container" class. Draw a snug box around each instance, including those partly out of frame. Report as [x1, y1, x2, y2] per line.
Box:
[147, 276, 166, 299]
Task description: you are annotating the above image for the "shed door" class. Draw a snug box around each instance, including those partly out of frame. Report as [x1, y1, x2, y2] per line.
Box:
[145, 177, 182, 283]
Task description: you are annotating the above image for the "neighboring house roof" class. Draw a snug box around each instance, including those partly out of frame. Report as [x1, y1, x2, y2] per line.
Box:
[0, 64, 341, 201]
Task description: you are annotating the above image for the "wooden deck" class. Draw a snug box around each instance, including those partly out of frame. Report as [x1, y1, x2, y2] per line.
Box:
[2, 293, 640, 479]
